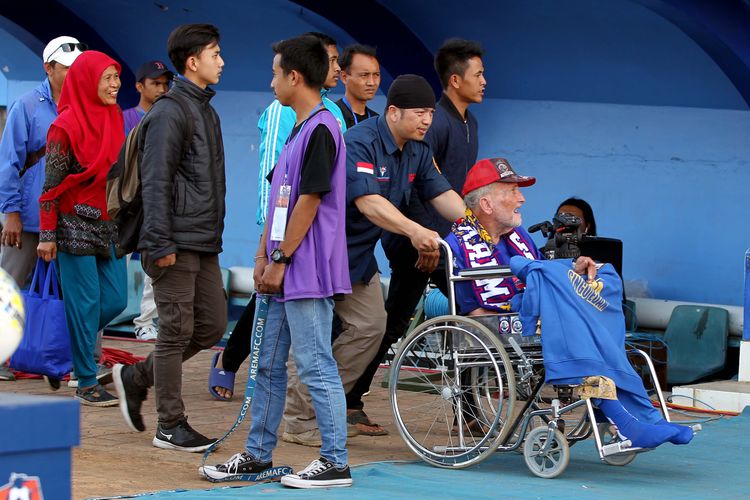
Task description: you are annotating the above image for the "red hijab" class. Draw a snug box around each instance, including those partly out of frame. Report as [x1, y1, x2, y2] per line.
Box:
[40, 51, 124, 203]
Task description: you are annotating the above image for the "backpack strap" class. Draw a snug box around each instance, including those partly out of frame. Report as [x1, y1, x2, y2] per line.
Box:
[158, 93, 195, 159]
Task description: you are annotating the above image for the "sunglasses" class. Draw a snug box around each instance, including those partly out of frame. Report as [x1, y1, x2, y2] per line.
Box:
[46, 42, 88, 63]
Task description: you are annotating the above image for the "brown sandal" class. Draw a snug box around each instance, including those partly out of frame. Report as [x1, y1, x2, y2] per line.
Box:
[347, 409, 389, 436]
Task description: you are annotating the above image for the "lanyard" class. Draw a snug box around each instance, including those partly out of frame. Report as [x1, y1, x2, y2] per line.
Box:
[342, 96, 370, 125]
[282, 102, 324, 183]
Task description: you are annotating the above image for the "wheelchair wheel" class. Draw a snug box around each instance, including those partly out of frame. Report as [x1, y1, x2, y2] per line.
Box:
[389, 315, 516, 468]
[598, 423, 637, 466]
[523, 426, 570, 478]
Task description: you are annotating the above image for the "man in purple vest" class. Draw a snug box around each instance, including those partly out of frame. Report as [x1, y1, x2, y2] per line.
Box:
[200, 35, 352, 489]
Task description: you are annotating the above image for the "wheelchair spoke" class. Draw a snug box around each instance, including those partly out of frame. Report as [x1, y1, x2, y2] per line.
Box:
[390, 316, 516, 468]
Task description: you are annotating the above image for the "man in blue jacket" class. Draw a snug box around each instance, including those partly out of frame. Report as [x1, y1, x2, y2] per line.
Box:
[0, 36, 85, 381]
[0, 36, 85, 287]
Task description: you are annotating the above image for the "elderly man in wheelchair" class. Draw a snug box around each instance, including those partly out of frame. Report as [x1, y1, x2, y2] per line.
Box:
[388, 158, 696, 478]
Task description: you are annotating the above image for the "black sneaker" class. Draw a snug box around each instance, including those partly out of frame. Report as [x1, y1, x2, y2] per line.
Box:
[152, 418, 217, 453]
[43, 376, 61, 391]
[280, 457, 352, 488]
[113, 364, 147, 432]
[75, 384, 118, 407]
[199, 451, 272, 481]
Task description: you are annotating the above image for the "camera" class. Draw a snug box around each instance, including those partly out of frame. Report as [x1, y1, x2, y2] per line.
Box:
[528, 212, 583, 259]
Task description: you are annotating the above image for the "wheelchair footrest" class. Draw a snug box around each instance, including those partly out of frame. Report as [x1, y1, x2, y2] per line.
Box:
[601, 440, 643, 457]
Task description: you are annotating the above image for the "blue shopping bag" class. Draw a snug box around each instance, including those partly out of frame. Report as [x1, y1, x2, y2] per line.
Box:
[9, 258, 72, 378]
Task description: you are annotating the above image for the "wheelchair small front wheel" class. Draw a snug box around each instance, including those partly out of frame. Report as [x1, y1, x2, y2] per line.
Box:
[598, 423, 637, 466]
[523, 426, 570, 478]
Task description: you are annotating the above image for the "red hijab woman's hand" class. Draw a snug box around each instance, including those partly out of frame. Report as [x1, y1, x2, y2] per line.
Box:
[37, 242, 57, 263]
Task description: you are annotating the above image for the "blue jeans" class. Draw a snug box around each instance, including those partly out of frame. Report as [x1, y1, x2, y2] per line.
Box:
[245, 297, 347, 467]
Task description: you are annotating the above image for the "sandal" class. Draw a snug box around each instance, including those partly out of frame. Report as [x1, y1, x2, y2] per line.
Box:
[452, 418, 491, 437]
[347, 409, 388, 436]
[208, 351, 235, 401]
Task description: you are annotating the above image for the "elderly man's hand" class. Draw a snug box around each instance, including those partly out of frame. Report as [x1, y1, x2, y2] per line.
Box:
[574, 256, 599, 282]
[415, 249, 440, 273]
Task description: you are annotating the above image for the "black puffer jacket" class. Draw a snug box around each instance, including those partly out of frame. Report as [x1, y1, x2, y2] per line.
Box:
[137, 78, 226, 260]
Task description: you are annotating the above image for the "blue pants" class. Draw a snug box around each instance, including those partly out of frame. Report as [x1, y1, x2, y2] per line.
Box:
[57, 250, 126, 388]
[245, 297, 348, 467]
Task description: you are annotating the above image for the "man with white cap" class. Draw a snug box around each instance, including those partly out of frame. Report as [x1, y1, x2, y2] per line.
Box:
[0, 35, 85, 381]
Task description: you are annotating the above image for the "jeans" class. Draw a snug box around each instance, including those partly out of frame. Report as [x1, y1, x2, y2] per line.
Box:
[245, 297, 347, 467]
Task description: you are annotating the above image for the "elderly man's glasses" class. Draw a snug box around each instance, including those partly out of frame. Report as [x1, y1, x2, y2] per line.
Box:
[46, 42, 88, 63]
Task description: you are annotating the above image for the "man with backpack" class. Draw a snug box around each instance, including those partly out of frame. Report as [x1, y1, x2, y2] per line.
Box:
[113, 24, 227, 453]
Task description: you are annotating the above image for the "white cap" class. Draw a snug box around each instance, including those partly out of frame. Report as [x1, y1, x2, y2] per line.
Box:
[43, 36, 85, 66]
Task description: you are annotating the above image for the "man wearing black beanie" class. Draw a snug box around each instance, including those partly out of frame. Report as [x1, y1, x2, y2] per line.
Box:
[364, 40, 487, 428]
[288, 74, 466, 436]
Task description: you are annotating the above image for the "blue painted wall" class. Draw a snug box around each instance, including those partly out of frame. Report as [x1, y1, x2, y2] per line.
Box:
[472, 98, 749, 305]
[0, 0, 748, 306]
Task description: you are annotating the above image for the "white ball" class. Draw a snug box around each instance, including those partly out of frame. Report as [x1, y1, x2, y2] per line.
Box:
[0, 268, 25, 365]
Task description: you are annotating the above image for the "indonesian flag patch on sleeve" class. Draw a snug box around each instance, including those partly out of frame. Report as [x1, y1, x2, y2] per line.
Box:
[356, 162, 374, 174]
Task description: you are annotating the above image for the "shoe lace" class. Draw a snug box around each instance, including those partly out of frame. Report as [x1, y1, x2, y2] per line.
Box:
[79, 384, 110, 399]
[220, 452, 249, 473]
[179, 418, 195, 433]
[299, 459, 330, 477]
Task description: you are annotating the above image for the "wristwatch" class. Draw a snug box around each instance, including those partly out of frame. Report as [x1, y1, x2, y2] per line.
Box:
[270, 248, 291, 264]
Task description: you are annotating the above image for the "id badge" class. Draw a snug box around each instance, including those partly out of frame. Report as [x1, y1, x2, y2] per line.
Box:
[270, 185, 291, 242]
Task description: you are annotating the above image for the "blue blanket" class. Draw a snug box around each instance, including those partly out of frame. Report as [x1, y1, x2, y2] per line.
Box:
[510, 256, 660, 423]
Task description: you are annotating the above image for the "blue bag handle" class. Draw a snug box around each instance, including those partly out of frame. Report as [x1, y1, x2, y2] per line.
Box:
[28, 257, 48, 298]
[42, 259, 62, 300]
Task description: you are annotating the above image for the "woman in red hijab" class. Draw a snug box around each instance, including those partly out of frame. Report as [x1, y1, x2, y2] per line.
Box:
[37, 51, 127, 406]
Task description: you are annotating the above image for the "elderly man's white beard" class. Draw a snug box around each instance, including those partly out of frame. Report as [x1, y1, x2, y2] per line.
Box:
[497, 211, 522, 232]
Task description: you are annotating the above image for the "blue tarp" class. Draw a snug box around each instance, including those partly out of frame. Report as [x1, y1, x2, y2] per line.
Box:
[118, 409, 749, 500]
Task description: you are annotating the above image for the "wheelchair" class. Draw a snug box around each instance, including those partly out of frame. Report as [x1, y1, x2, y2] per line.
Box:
[388, 240, 699, 478]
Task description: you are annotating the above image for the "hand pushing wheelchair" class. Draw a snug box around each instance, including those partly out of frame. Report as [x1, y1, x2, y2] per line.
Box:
[388, 239, 700, 478]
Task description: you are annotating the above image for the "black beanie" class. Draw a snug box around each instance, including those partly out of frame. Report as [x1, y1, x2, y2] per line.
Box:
[386, 74, 436, 109]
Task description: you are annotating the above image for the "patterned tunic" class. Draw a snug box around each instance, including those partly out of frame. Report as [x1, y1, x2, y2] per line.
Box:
[39, 127, 117, 257]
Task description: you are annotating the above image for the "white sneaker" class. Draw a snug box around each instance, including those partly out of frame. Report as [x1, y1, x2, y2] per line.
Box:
[135, 325, 158, 341]
[281, 457, 352, 488]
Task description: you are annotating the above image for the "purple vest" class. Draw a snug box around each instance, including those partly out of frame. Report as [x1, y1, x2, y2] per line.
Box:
[265, 109, 351, 301]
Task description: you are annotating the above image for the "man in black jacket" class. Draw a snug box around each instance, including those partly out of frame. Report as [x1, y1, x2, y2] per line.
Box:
[113, 24, 227, 453]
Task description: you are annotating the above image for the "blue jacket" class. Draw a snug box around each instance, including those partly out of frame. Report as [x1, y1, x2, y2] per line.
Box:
[511, 256, 660, 423]
[0, 79, 58, 232]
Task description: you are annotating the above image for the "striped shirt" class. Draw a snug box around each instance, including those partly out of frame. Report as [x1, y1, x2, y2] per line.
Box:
[256, 91, 346, 225]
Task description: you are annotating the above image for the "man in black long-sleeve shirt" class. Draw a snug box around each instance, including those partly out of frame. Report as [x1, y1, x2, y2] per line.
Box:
[347, 40, 487, 434]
